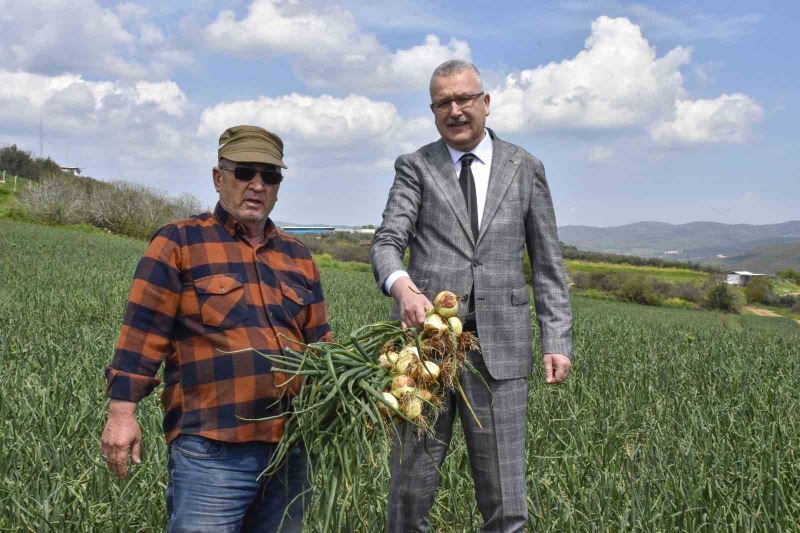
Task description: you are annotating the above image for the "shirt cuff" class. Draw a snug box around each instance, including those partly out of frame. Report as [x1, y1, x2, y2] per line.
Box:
[105, 366, 162, 402]
[384, 270, 410, 294]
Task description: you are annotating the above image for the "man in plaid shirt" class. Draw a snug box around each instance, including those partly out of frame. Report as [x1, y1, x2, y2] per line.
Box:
[100, 125, 332, 532]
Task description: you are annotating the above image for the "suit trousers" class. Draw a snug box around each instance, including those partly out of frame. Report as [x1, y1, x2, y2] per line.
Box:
[387, 350, 529, 532]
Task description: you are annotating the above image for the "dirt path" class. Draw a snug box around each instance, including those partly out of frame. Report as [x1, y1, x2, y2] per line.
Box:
[743, 306, 784, 318]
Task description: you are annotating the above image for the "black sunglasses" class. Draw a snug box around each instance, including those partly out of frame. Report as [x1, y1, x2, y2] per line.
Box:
[219, 165, 283, 185]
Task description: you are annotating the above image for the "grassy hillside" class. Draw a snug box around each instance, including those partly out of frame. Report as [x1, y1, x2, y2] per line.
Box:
[717, 241, 800, 274]
[0, 174, 28, 217]
[1, 219, 799, 530]
[565, 259, 709, 284]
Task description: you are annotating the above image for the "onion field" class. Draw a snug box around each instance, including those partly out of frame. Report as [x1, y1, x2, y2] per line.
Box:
[1, 218, 799, 531]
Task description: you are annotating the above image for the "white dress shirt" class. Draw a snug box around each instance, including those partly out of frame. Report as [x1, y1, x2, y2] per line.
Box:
[384, 130, 494, 294]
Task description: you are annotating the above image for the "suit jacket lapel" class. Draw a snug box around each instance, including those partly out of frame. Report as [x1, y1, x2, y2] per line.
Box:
[477, 133, 520, 247]
[423, 139, 474, 243]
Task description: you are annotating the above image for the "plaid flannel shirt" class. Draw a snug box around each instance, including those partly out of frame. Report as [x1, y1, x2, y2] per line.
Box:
[106, 203, 332, 443]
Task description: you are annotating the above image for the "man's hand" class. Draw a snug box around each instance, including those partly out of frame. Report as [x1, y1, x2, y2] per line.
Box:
[100, 399, 142, 479]
[390, 277, 433, 331]
[543, 353, 571, 384]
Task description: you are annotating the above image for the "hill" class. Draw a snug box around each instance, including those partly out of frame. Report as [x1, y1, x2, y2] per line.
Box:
[717, 241, 800, 274]
[559, 220, 800, 273]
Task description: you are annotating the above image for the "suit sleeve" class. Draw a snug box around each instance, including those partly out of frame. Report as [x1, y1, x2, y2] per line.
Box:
[371, 154, 423, 294]
[524, 158, 573, 358]
[105, 224, 182, 401]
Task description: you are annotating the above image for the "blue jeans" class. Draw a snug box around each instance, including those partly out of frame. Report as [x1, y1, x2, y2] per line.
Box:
[167, 434, 309, 533]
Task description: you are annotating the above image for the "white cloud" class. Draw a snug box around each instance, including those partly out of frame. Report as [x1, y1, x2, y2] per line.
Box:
[0, 71, 188, 126]
[0, 0, 191, 79]
[489, 16, 762, 147]
[649, 94, 763, 146]
[0, 69, 196, 169]
[206, 1, 375, 60]
[204, 0, 469, 92]
[134, 81, 188, 117]
[300, 34, 470, 93]
[198, 94, 398, 148]
[491, 16, 690, 132]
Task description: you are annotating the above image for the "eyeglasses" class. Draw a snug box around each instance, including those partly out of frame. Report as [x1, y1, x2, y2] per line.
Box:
[219, 165, 283, 185]
[430, 92, 485, 113]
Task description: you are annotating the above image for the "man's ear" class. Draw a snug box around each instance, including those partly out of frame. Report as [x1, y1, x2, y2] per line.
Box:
[212, 167, 222, 193]
[484, 93, 490, 116]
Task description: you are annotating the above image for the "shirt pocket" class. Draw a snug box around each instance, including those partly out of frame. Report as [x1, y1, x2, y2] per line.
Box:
[194, 273, 249, 328]
[279, 281, 312, 326]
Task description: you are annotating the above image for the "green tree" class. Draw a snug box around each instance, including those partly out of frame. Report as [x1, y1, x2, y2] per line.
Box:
[744, 277, 775, 305]
[704, 283, 744, 313]
[777, 268, 800, 284]
[618, 275, 662, 306]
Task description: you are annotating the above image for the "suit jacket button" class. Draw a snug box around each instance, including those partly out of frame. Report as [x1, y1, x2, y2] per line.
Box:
[472, 259, 480, 267]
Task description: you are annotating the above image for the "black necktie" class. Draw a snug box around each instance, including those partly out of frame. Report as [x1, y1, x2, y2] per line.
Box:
[459, 153, 479, 240]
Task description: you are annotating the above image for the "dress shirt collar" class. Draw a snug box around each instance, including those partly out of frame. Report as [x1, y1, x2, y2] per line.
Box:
[445, 129, 493, 167]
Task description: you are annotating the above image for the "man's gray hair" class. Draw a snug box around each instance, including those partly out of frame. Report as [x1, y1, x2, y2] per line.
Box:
[430, 60, 483, 90]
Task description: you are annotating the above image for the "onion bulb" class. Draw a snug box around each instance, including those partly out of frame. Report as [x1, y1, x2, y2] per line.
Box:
[396, 346, 419, 374]
[403, 397, 423, 419]
[396, 354, 417, 375]
[419, 360, 441, 381]
[447, 316, 463, 336]
[391, 375, 416, 398]
[398, 346, 419, 360]
[416, 388, 432, 402]
[378, 391, 399, 415]
[423, 313, 448, 334]
[433, 291, 459, 318]
[378, 353, 394, 371]
[386, 351, 399, 365]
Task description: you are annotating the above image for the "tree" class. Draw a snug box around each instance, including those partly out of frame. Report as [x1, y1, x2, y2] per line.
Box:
[744, 277, 774, 305]
[704, 284, 744, 313]
[777, 269, 800, 284]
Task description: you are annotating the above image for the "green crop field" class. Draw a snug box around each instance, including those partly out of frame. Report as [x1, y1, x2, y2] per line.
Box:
[565, 259, 711, 284]
[1, 218, 799, 531]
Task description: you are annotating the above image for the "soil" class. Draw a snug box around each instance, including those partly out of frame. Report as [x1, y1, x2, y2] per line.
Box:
[743, 306, 783, 318]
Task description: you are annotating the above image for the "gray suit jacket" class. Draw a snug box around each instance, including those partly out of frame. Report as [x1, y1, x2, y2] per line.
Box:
[371, 129, 572, 380]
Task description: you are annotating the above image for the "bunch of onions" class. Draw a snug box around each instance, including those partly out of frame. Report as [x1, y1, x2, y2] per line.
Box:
[244, 289, 481, 531]
[375, 291, 481, 426]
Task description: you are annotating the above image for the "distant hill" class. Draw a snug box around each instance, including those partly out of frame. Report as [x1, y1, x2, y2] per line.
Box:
[558, 221, 800, 274]
[716, 242, 800, 274]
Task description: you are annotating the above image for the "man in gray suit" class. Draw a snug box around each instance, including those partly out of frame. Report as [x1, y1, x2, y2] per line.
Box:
[371, 60, 573, 531]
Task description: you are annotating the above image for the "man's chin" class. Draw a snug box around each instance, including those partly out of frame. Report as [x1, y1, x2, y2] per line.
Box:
[446, 136, 477, 151]
[234, 209, 268, 225]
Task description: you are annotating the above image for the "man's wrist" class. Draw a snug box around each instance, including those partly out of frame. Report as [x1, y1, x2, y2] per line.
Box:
[385, 270, 410, 295]
[107, 399, 137, 417]
[389, 276, 414, 301]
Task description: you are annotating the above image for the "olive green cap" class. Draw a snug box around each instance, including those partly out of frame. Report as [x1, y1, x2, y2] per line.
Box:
[218, 125, 287, 168]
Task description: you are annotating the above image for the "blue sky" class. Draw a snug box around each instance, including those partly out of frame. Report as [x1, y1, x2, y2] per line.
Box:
[1, 0, 797, 227]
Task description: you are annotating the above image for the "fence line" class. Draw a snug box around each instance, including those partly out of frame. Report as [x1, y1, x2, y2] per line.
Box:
[0, 171, 22, 192]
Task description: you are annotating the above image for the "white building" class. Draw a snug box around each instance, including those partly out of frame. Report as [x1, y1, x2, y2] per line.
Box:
[725, 271, 766, 286]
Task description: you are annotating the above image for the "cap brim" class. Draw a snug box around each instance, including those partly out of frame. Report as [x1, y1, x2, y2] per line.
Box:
[221, 150, 287, 169]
